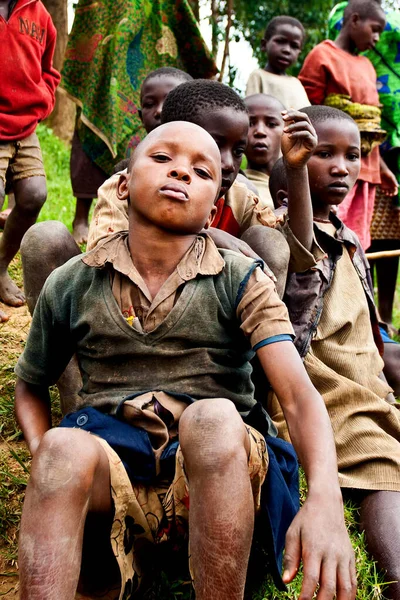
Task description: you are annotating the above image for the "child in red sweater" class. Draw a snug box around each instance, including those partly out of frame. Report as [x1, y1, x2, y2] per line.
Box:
[0, 0, 60, 322]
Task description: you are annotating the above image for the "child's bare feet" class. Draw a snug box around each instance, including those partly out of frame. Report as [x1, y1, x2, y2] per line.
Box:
[72, 219, 89, 245]
[0, 270, 25, 306]
[0, 207, 11, 230]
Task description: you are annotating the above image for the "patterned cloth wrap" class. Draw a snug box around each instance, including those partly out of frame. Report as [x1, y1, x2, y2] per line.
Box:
[61, 0, 217, 175]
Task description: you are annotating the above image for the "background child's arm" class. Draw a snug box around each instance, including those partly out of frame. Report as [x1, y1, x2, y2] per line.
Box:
[257, 341, 356, 599]
[281, 110, 317, 252]
[15, 379, 52, 456]
[379, 156, 399, 197]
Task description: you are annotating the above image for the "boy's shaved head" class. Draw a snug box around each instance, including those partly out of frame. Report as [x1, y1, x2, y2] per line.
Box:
[245, 93, 285, 113]
[161, 79, 247, 125]
[343, 0, 384, 23]
[129, 121, 221, 181]
[264, 16, 305, 42]
[122, 121, 222, 234]
[300, 105, 358, 129]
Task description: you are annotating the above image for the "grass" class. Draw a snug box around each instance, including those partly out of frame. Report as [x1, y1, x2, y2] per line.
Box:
[0, 124, 398, 597]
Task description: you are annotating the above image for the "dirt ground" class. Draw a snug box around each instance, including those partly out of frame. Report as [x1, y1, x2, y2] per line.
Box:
[0, 300, 30, 598]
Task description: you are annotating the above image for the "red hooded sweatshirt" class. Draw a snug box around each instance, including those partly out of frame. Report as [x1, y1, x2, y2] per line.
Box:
[0, 0, 60, 141]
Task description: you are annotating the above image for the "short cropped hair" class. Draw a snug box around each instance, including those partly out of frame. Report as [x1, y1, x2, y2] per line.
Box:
[300, 104, 357, 128]
[264, 16, 305, 42]
[161, 79, 247, 125]
[343, 0, 384, 23]
[141, 67, 193, 89]
[269, 157, 287, 205]
[245, 93, 286, 113]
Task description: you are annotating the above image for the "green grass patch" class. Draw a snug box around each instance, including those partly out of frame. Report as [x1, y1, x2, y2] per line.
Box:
[36, 124, 76, 227]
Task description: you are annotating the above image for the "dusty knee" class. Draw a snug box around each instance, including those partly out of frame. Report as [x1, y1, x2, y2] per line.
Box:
[21, 221, 80, 268]
[30, 429, 100, 497]
[180, 399, 247, 471]
[15, 177, 47, 213]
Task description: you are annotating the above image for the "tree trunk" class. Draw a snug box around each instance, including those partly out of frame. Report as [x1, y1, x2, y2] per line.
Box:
[218, 0, 233, 81]
[42, 0, 75, 143]
[188, 0, 200, 21]
[210, 0, 219, 59]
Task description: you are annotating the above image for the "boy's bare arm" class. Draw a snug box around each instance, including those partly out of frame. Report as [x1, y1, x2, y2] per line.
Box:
[257, 341, 356, 600]
[15, 378, 52, 456]
[281, 110, 317, 252]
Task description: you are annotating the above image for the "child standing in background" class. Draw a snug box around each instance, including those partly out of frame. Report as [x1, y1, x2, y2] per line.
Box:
[244, 94, 285, 209]
[246, 16, 310, 110]
[0, 0, 60, 322]
[299, 0, 398, 250]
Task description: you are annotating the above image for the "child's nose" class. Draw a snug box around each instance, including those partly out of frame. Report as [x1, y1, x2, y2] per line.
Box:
[332, 159, 349, 175]
[254, 127, 267, 137]
[169, 167, 191, 182]
[220, 150, 235, 173]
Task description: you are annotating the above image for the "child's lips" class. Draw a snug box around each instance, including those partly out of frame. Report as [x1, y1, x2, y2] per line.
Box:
[160, 183, 189, 201]
[328, 181, 349, 193]
[252, 143, 268, 151]
[277, 56, 291, 67]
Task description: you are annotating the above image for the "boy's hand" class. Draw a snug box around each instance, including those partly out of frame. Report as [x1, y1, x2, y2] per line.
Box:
[283, 494, 356, 599]
[281, 110, 317, 170]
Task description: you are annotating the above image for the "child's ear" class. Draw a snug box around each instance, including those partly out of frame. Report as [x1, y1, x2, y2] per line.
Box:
[260, 38, 267, 52]
[116, 172, 130, 202]
[276, 189, 288, 208]
[204, 205, 218, 229]
[138, 108, 144, 124]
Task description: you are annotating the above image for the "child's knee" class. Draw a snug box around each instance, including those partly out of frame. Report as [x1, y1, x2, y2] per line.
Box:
[241, 226, 289, 296]
[15, 176, 47, 214]
[31, 428, 100, 498]
[22, 221, 69, 255]
[180, 399, 248, 471]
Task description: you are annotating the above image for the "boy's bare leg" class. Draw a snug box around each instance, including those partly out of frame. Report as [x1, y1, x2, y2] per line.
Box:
[360, 491, 400, 598]
[0, 175, 46, 307]
[179, 399, 254, 600]
[72, 197, 93, 245]
[21, 221, 82, 413]
[19, 428, 113, 600]
[382, 342, 400, 398]
[0, 192, 14, 229]
[241, 226, 290, 298]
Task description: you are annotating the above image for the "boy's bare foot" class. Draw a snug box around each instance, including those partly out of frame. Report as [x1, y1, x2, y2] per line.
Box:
[0, 207, 11, 230]
[0, 271, 25, 306]
[72, 220, 89, 245]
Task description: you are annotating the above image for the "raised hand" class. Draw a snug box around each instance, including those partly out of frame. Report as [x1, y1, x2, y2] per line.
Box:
[281, 110, 317, 170]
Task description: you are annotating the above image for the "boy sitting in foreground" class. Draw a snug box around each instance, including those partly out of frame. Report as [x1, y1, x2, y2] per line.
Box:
[268, 105, 400, 599]
[15, 121, 355, 600]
